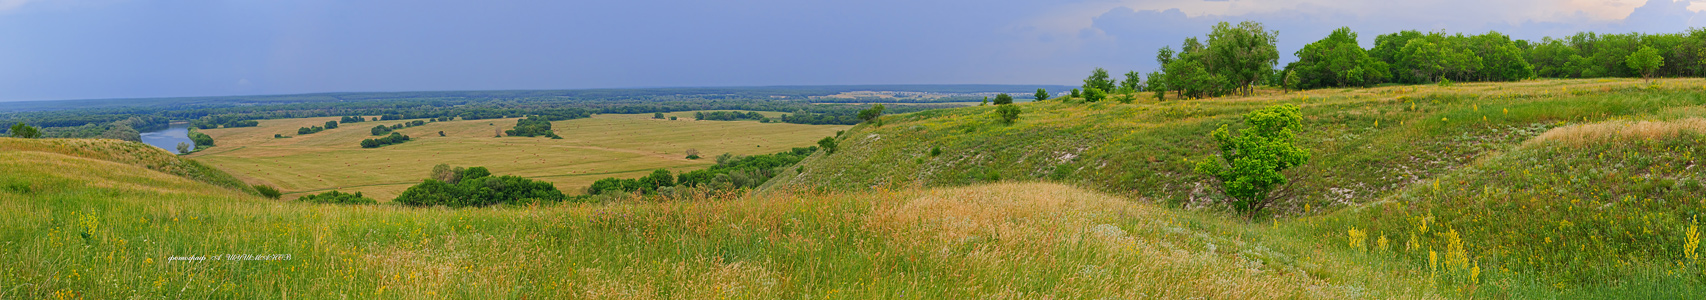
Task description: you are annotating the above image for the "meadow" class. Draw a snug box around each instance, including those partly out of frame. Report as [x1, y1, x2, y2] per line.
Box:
[189, 111, 847, 200]
[4, 78, 1705, 298]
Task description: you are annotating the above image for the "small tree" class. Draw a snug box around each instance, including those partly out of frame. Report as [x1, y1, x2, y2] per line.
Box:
[1282, 70, 1300, 93]
[1627, 45, 1664, 83]
[980, 96, 988, 106]
[8, 123, 39, 138]
[1083, 68, 1116, 93]
[685, 148, 701, 159]
[1122, 70, 1143, 91]
[1070, 89, 1081, 98]
[1194, 104, 1311, 218]
[325, 120, 339, 129]
[644, 169, 675, 188]
[1083, 87, 1107, 102]
[1034, 88, 1049, 101]
[858, 104, 886, 124]
[817, 136, 839, 154]
[993, 93, 1013, 105]
[176, 142, 192, 154]
[996, 104, 1021, 124]
[653, 112, 666, 119]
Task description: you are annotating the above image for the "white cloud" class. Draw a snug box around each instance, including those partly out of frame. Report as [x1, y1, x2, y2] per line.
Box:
[0, 0, 33, 11]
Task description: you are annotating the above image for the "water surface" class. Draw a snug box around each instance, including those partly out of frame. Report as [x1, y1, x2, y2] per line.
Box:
[139, 122, 192, 154]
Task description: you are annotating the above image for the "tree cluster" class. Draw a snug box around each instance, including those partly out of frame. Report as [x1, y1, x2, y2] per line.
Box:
[298, 190, 377, 205]
[1147, 21, 1279, 100]
[505, 115, 560, 138]
[395, 166, 566, 207]
[188, 130, 215, 149]
[360, 132, 411, 148]
[695, 111, 767, 121]
[297, 125, 325, 135]
[586, 146, 818, 195]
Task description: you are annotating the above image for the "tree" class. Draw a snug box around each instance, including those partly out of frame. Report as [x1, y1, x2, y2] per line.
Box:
[1627, 45, 1665, 83]
[685, 148, 701, 159]
[176, 142, 191, 154]
[1121, 71, 1143, 92]
[993, 93, 1013, 105]
[1282, 70, 1300, 93]
[431, 163, 461, 184]
[1034, 88, 1049, 101]
[1146, 71, 1168, 100]
[1285, 27, 1389, 89]
[653, 112, 665, 119]
[1070, 89, 1081, 98]
[1193, 104, 1311, 218]
[817, 136, 839, 154]
[8, 123, 39, 138]
[643, 169, 675, 188]
[1083, 68, 1116, 94]
[858, 104, 886, 124]
[980, 97, 988, 106]
[1083, 87, 1107, 102]
[1205, 21, 1279, 96]
[995, 104, 1021, 124]
[325, 120, 339, 129]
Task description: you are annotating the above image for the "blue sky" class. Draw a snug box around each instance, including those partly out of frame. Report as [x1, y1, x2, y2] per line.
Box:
[1, 0, 1701, 102]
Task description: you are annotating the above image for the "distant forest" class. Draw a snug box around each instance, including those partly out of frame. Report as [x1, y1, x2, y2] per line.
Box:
[0, 85, 1065, 137]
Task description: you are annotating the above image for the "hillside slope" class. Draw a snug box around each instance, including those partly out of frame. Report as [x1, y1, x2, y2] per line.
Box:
[0, 138, 258, 195]
[766, 78, 1706, 215]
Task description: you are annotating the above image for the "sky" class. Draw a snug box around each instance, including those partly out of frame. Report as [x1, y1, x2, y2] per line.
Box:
[1, 0, 1703, 102]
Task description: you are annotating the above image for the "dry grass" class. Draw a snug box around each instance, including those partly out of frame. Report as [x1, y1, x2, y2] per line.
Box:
[1526, 118, 1706, 146]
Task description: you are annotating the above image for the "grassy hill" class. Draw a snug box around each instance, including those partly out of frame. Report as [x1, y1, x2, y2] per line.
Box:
[765, 77, 1706, 297]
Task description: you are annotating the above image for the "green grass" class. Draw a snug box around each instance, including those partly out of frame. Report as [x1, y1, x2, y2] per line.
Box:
[8, 78, 1706, 298]
[0, 140, 1440, 298]
[188, 112, 847, 200]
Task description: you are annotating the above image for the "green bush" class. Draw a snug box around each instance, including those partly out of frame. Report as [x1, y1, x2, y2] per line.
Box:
[254, 185, 282, 199]
[1193, 104, 1310, 217]
[298, 190, 376, 205]
[394, 166, 565, 207]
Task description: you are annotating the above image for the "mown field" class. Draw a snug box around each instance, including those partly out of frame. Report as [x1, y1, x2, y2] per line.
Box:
[189, 111, 847, 200]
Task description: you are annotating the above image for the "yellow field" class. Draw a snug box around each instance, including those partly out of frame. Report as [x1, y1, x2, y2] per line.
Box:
[189, 112, 848, 200]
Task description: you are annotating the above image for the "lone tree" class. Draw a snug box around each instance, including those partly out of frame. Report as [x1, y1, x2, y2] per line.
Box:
[996, 104, 1021, 124]
[1083, 87, 1107, 103]
[1070, 88, 1081, 98]
[8, 123, 40, 138]
[993, 93, 1013, 105]
[1034, 88, 1049, 101]
[1194, 104, 1311, 218]
[817, 136, 839, 154]
[858, 104, 886, 124]
[176, 142, 191, 154]
[1627, 45, 1664, 83]
[1083, 68, 1116, 94]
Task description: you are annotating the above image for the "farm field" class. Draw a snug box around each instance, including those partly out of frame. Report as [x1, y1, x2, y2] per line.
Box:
[189, 112, 848, 200]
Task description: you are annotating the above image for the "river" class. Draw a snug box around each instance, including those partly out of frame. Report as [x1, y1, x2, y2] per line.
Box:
[139, 122, 193, 154]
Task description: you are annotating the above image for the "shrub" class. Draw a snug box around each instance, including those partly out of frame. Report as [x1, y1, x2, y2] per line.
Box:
[298, 190, 377, 205]
[993, 93, 1014, 105]
[394, 166, 564, 207]
[1193, 104, 1310, 218]
[817, 136, 839, 154]
[254, 185, 282, 199]
[996, 105, 1021, 124]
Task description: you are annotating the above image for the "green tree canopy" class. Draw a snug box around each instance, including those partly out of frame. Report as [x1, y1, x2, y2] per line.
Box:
[1285, 27, 1389, 89]
[1194, 104, 1311, 217]
[993, 93, 1013, 105]
[1627, 45, 1665, 82]
[1204, 21, 1279, 96]
[1034, 88, 1049, 101]
[1082, 68, 1116, 94]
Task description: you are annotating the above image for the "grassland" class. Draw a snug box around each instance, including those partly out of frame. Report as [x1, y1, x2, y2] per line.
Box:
[767, 77, 1706, 297]
[189, 112, 847, 200]
[1, 138, 1447, 299]
[6, 78, 1706, 298]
